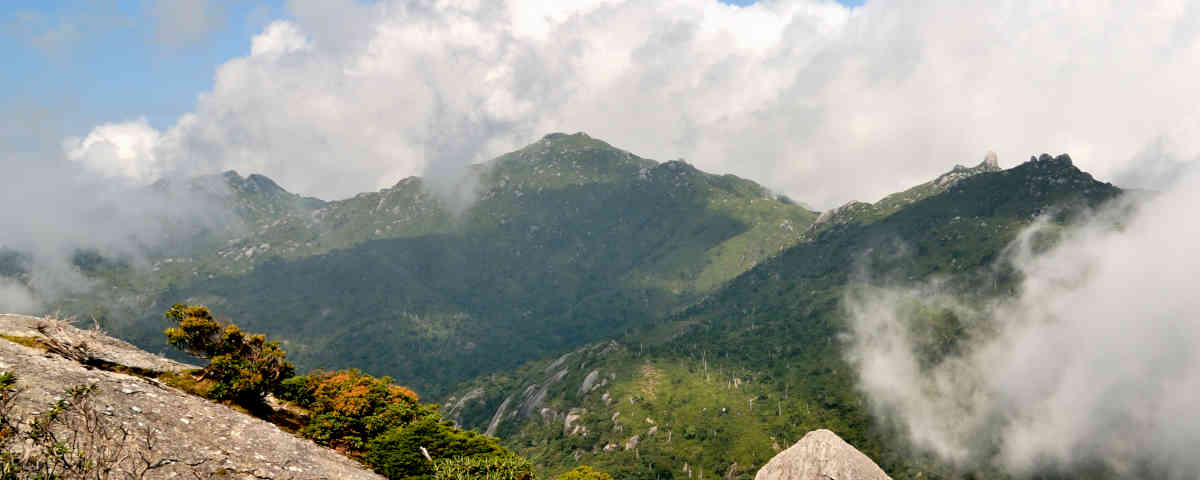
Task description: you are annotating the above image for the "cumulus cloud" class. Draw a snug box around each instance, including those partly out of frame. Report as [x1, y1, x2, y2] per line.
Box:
[249, 21, 309, 56]
[0, 104, 236, 313]
[64, 0, 1195, 205]
[847, 166, 1200, 477]
[63, 118, 163, 182]
[33, 0, 1200, 472]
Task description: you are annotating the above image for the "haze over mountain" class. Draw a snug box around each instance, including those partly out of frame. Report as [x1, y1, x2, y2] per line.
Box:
[435, 146, 1137, 478]
[10, 127, 1198, 478]
[50, 133, 818, 398]
[5, 1, 1200, 479]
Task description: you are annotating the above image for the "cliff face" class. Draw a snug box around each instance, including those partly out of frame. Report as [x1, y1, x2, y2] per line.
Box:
[755, 429, 893, 480]
[0, 314, 381, 479]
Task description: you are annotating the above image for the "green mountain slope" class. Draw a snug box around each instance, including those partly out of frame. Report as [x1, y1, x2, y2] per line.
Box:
[43, 140, 1127, 479]
[81, 133, 815, 399]
[443, 153, 1123, 479]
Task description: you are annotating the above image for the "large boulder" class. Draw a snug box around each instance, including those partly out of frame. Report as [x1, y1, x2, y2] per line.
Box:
[0, 314, 382, 479]
[755, 429, 892, 480]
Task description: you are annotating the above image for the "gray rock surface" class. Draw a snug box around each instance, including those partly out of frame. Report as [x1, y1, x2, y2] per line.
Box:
[0, 314, 382, 479]
[0, 314, 199, 373]
[579, 369, 600, 395]
[755, 429, 892, 480]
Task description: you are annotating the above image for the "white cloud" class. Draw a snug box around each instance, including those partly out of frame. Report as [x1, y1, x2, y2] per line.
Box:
[0, 101, 239, 313]
[63, 118, 162, 183]
[846, 165, 1200, 476]
[74, 0, 1200, 207]
[250, 21, 309, 56]
[47, 2, 1200, 472]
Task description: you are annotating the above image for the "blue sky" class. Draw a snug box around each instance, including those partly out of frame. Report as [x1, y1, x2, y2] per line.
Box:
[1, 0, 864, 137]
[1, 0, 286, 134]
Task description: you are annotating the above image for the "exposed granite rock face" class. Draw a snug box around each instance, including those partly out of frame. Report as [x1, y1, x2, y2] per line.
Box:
[755, 429, 892, 480]
[563, 408, 587, 436]
[810, 153, 1002, 233]
[442, 386, 485, 424]
[0, 314, 199, 373]
[0, 314, 381, 479]
[983, 151, 1000, 170]
[579, 369, 600, 395]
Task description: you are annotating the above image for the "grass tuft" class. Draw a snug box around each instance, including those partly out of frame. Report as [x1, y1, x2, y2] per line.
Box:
[0, 334, 46, 350]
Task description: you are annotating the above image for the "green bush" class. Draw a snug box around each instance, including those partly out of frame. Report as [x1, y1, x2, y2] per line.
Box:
[554, 466, 613, 480]
[278, 369, 532, 479]
[278, 369, 426, 450]
[278, 375, 315, 405]
[163, 304, 294, 404]
[364, 416, 506, 480]
[433, 454, 535, 480]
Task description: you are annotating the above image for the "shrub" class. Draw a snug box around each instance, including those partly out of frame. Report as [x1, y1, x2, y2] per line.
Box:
[365, 416, 506, 480]
[277, 369, 425, 450]
[164, 304, 294, 404]
[0, 373, 184, 478]
[433, 454, 535, 480]
[554, 466, 614, 480]
[278, 369, 531, 479]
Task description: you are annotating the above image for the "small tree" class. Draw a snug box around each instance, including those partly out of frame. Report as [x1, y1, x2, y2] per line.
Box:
[365, 416, 506, 480]
[278, 369, 425, 450]
[164, 304, 294, 404]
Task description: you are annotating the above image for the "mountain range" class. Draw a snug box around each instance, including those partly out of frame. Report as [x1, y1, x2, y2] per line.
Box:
[11, 133, 1126, 479]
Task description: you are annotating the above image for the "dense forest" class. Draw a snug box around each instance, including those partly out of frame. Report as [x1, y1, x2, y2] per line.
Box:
[21, 136, 1126, 479]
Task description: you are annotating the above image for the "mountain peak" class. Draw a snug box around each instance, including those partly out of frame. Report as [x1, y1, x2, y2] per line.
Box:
[943, 152, 1002, 184]
[535, 131, 610, 151]
[1029, 152, 1073, 167]
[983, 150, 1000, 170]
[813, 153, 1007, 231]
[187, 170, 327, 219]
[542, 131, 592, 141]
[481, 132, 655, 190]
[244, 173, 285, 193]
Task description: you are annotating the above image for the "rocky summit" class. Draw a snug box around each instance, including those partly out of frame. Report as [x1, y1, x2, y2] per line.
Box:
[755, 429, 892, 480]
[0, 314, 380, 479]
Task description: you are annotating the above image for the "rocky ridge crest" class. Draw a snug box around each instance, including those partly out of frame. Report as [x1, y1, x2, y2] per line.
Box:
[0, 313, 380, 479]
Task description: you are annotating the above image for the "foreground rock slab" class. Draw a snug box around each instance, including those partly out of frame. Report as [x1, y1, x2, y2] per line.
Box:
[755, 429, 893, 480]
[0, 314, 381, 479]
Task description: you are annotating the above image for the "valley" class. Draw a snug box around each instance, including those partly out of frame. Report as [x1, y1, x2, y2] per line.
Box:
[8, 135, 1126, 479]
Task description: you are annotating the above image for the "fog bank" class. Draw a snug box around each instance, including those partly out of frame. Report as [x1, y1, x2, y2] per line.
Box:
[847, 168, 1200, 477]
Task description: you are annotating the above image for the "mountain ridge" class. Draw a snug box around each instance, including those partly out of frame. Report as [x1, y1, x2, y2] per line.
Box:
[438, 147, 1123, 479]
[60, 133, 818, 400]
[12, 133, 1129, 479]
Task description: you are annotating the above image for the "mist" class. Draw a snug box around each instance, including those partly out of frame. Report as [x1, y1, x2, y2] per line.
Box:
[846, 167, 1200, 477]
[0, 106, 241, 314]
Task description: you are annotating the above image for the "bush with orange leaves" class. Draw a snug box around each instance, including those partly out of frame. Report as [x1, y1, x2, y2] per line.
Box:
[279, 368, 432, 451]
[164, 303, 295, 405]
